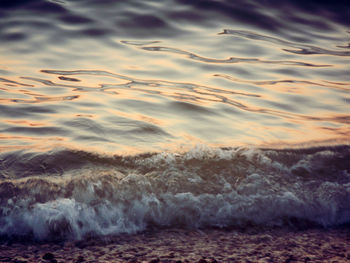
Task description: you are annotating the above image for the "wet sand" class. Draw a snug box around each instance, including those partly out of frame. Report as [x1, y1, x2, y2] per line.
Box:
[1, 228, 349, 263]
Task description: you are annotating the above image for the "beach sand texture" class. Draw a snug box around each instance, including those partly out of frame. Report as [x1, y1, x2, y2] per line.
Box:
[1, 228, 349, 263]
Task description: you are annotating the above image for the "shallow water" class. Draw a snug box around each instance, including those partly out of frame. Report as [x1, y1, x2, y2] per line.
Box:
[0, 0, 350, 240]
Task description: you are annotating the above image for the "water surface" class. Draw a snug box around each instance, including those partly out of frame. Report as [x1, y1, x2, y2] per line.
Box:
[0, 0, 350, 240]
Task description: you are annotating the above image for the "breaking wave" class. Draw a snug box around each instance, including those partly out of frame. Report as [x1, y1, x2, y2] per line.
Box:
[1, 144, 350, 241]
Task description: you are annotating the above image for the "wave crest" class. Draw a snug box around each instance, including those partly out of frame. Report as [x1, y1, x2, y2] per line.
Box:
[1, 145, 350, 240]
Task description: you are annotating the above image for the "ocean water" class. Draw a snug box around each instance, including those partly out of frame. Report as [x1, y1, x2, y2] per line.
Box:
[0, 0, 350, 241]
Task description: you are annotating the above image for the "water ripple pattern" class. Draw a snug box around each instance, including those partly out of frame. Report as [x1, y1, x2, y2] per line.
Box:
[0, 0, 350, 240]
[0, 0, 349, 153]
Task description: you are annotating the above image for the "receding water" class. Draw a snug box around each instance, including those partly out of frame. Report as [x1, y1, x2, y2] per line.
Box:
[0, 0, 350, 240]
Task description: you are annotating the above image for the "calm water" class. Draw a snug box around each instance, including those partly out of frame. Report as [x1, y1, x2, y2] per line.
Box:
[0, 0, 350, 240]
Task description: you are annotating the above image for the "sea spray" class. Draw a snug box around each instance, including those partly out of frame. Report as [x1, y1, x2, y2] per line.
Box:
[1, 145, 350, 240]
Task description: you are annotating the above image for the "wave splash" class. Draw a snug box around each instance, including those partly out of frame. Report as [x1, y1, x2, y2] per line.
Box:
[1, 145, 350, 240]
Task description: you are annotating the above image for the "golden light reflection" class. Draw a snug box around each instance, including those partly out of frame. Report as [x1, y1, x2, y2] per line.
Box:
[4, 120, 46, 127]
[0, 134, 65, 142]
[0, 95, 80, 104]
[214, 74, 350, 93]
[1, 25, 350, 155]
[0, 134, 66, 153]
[109, 109, 165, 126]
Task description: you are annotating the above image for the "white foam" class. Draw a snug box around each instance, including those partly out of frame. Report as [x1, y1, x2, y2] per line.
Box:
[1, 145, 350, 240]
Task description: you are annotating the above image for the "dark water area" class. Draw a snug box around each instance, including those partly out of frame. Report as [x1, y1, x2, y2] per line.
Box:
[0, 0, 350, 240]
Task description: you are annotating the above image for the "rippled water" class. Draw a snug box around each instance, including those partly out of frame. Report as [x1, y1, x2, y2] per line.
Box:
[0, 0, 350, 240]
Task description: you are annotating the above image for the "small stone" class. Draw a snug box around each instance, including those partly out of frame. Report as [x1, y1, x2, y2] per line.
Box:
[304, 257, 311, 262]
[43, 253, 55, 261]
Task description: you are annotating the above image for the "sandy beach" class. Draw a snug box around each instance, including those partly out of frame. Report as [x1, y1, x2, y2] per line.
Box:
[1, 227, 349, 263]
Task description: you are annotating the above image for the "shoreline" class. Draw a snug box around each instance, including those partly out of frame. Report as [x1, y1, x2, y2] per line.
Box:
[1, 227, 350, 263]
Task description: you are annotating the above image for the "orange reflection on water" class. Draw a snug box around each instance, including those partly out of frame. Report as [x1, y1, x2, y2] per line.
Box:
[4, 120, 46, 127]
[1, 40, 350, 154]
[108, 109, 165, 126]
[0, 133, 66, 152]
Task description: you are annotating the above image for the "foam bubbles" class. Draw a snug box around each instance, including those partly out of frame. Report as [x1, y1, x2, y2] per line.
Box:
[1, 145, 350, 240]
